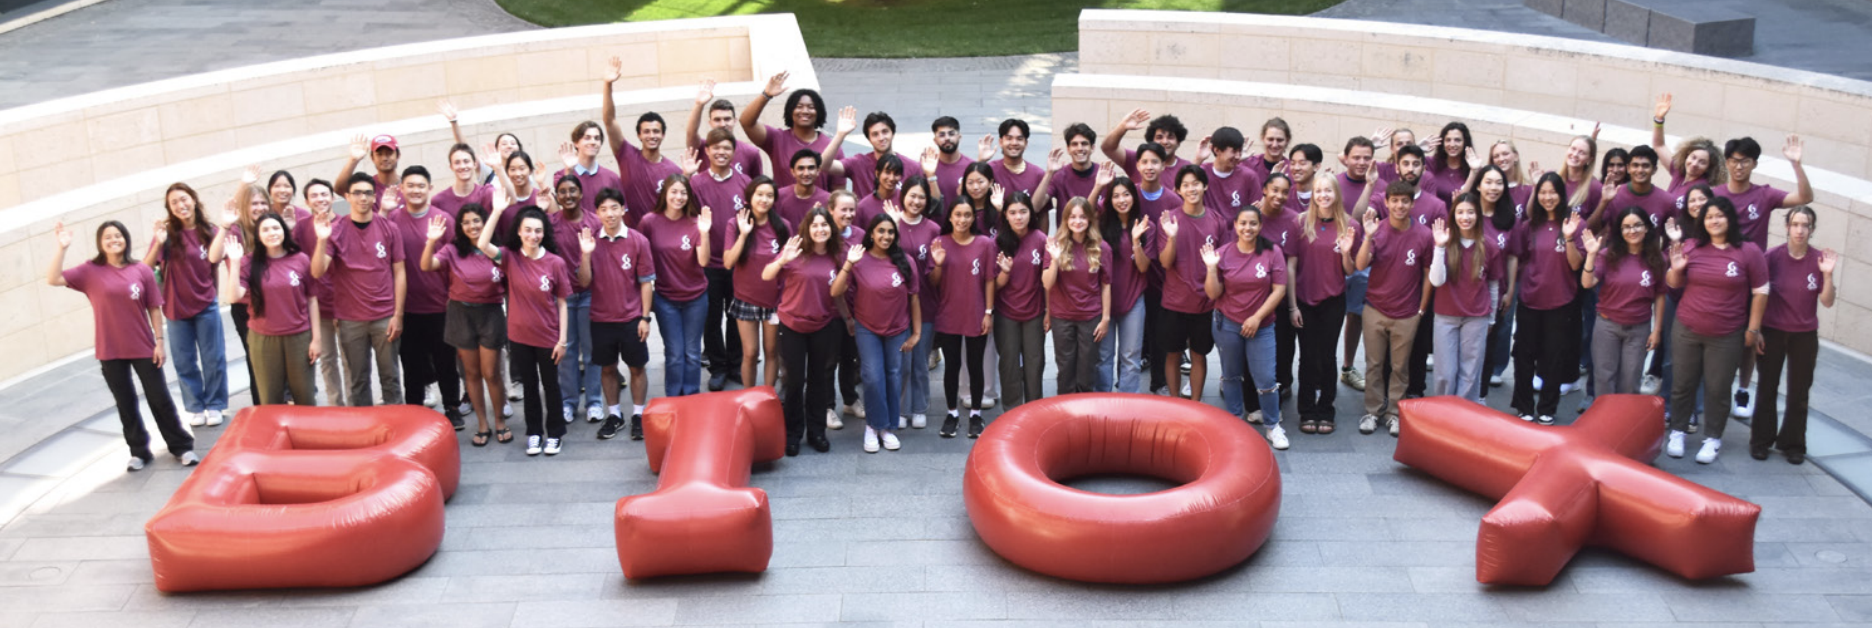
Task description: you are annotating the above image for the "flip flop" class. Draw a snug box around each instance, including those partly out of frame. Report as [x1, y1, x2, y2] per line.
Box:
[471, 431, 491, 447]
[1317, 420, 1336, 435]
[495, 428, 514, 444]
[1299, 419, 1318, 434]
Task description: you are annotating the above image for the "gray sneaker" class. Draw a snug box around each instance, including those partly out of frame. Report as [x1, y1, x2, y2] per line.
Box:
[177, 451, 200, 467]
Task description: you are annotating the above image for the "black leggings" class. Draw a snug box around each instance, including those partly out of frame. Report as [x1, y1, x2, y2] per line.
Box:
[1511, 300, 1580, 418]
[229, 303, 260, 406]
[937, 332, 989, 411]
[1296, 294, 1346, 421]
[101, 358, 194, 460]
[781, 322, 841, 446]
[511, 342, 564, 438]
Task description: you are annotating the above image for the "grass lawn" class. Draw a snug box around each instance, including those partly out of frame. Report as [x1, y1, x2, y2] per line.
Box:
[495, 0, 1343, 58]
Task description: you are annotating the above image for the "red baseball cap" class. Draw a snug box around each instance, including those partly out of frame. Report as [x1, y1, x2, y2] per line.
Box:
[369, 135, 399, 152]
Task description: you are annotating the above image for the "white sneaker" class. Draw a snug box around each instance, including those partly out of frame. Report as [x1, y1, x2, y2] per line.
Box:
[1732, 387, 1754, 419]
[1425, 354, 1435, 368]
[1559, 379, 1578, 395]
[1666, 430, 1686, 458]
[846, 403, 866, 420]
[126, 457, 147, 472]
[1489, 373, 1505, 386]
[458, 401, 473, 416]
[980, 398, 997, 409]
[1387, 416, 1400, 437]
[863, 427, 881, 453]
[503, 403, 515, 418]
[1246, 410, 1264, 425]
[881, 431, 901, 451]
[1533, 375, 1545, 391]
[1640, 374, 1662, 395]
[1181, 381, 1192, 398]
[827, 409, 844, 430]
[1266, 425, 1290, 450]
[177, 451, 199, 466]
[526, 435, 543, 456]
[544, 437, 563, 456]
[586, 405, 604, 423]
[1695, 438, 1721, 464]
[1538, 415, 1556, 425]
[562, 407, 574, 424]
[898, 415, 907, 429]
[424, 384, 438, 407]
[204, 409, 223, 427]
[1520, 414, 1536, 422]
[911, 414, 927, 429]
[1153, 387, 1170, 397]
[186, 412, 205, 427]
[1358, 414, 1380, 435]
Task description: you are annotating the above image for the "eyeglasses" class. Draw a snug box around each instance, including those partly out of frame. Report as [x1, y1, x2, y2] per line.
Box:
[1726, 157, 1755, 165]
[347, 191, 374, 197]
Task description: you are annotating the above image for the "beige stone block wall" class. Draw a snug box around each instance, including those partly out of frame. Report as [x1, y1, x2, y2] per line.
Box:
[1052, 74, 1872, 355]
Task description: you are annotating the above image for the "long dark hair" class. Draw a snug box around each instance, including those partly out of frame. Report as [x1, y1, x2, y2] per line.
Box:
[996, 192, 1035, 256]
[1529, 172, 1568, 228]
[92, 221, 133, 266]
[737, 177, 788, 267]
[1235, 206, 1272, 255]
[1475, 165, 1518, 233]
[266, 170, 298, 211]
[1604, 206, 1665, 274]
[1449, 193, 1488, 280]
[900, 175, 936, 221]
[1696, 197, 1744, 247]
[1681, 183, 1713, 242]
[505, 207, 560, 255]
[1432, 121, 1473, 181]
[655, 174, 700, 218]
[162, 182, 214, 257]
[454, 203, 489, 257]
[1100, 175, 1144, 250]
[247, 212, 301, 318]
[962, 162, 998, 233]
[861, 213, 913, 280]
[940, 199, 978, 237]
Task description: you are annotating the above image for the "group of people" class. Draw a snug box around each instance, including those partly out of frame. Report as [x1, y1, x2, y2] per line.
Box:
[50, 66, 1839, 470]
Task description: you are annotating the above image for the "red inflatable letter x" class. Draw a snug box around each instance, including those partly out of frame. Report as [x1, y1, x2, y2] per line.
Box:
[1394, 395, 1761, 586]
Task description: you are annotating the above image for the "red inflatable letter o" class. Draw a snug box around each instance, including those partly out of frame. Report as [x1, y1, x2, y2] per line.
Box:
[963, 394, 1281, 584]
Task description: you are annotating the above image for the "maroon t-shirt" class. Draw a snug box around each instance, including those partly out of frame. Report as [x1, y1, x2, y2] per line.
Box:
[996, 229, 1049, 321]
[1260, 208, 1301, 257]
[637, 212, 707, 302]
[1369, 187, 1446, 229]
[65, 262, 163, 360]
[1155, 207, 1231, 314]
[387, 208, 451, 315]
[293, 212, 336, 319]
[855, 192, 898, 230]
[324, 216, 404, 321]
[1045, 165, 1103, 218]
[1764, 244, 1823, 332]
[841, 151, 924, 202]
[1204, 164, 1264, 217]
[568, 164, 625, 222]
[932, 234, 997, 336]
[1602, 184, 1675, 231]
[850, 253, 919, 336]
[1592, 250, 1664, 326]
[778, 252, 838, 333]
[1337, 171, 1384, 219]
[612, 143, 682, 227]
[990, 159, 1046, 201]
[1424, 160, 1469, 205]
[758, 124, 841, 190]
[932, 156, 974, 207]
[429, 184, 492, 219]
[1434, 240, 1501, 318]
[1281, 183, 1313, 226]
[502, 250, 572, 348]
[434, 244, 505, 305]
[547, 208, 599, 293]
[1363, 222, 1435, 319]
[1512, 220, 1580, 311]
[1716, 183, 1789, 249]
[731, 141, 764, 180]
[690, 170, 751, 267]
[1677, 242, 1768, 337]
[1119, 149, 1186, 188]
[898, 217, 943, 324]
[728, 218, 787, 308]
[1136, 185, 1183, 224]
[497, 188, 543, 242]
[1289, 219, 1359, 306]
[153, 227, 218, 321]
[1216, 243, 1287, 326]
[589, 227, 657, 322]
[776, 187, 828, 232]
[1106, 230, 1147, 314]
[1562, 174, 1603, 222]
[240, 253, 313, 336]
[1049, 244, 1111, 322]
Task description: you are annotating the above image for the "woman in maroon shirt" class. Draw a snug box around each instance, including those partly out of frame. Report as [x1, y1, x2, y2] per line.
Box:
[1752, 207, 1837, 464]
[48, 221, 197, 471]
[832, 214, 922, 453]
[227, 213, 320, 407]
[1287, 173, 1359, 434]
[423, 204, 510, 446]
[1204, 204, 1289, 449]
[143, 183, 231, 428]
[894, 176, 943, 427]
[1043, 198, 1110, 395]
[762, 207, 842, 456]
[1093, 172, 1152, 393]
[725, 176, 789, 391]
[1510, 173, 1584, 425]
[993, 192, 1048, 410]
[1663, 197, 1767, 464]
[930, 199, 998, 438]
[955, 162, 1003, 408]
[474, 204, 572, 457]
[1581, 207, 1665, 398]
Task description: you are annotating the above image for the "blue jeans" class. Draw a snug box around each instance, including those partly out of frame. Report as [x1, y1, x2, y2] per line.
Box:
[652, 293, 707, 396]
[1213, 312, 1281, 426]
[1487, 292, 1516, 379]
[558, 291, 599, 414]
[1096, 298, 1147, 393]
[1345, 268, 1370, 315]
[166, 303, 228, 413]
[857, 325, 909, 431]
[899, 321, 933, 416]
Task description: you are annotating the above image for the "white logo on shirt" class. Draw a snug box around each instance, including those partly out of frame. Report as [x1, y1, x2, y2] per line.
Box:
[827, 269, 837, 285]
[733, 195, 744, 211]
[1031, 249, 1042, 265]
[1495, 233, 1507, 248]
[1405, 249, 1418, 266]
[1808, 273, 1819, 291]
[1747, 204, 1760, 221]
[620, 253, 633, 271]
[375, 242, 387, 259]
[539, 273, 553, 291]
[197, 244, 208, 260]
[680, 235, 693, 251]
[1255, 262, 1268, 279]
[287, 270, 301, 286]
[891, 272, 904, 287]
[1230, 191, 1241, 207]
[917, 244, 927, 260]
[971, 259, 981, 276]
[129, 283, 141, 300]
[1674, 196, 1685, 210]
[654, 179, 666, 195]
[491, 266, 502, 282]
[769, 239, 780, 255]
[1204, 234, 1216, 247]
[1515, 203, 1526, 219]
[1280, 231, 1289, 247]
[1640, 271, 1653, 287]
[1725, 261, 1739, 277]
[1553, 235, 1565, 253]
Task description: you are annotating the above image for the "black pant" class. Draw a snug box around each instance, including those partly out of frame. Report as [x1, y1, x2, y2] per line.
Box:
[937, 332, 990, 411]
[101, 358, 194, 460]
[1405, 296, 1434, 397]
[703, 267, 742, 376]
[399, 312, 461, 412]
[1511, 301, 1579, 418]
[1296, 294, 1346, 421]
[780, 322, 840, 447]
[1275, 302, 1297, 394]
[1144, 287, 1167, 392]
[834, 326, 861, 407]
[1754, 327, 1818, 455]
[511, 342, 564, 438]
[229, 303, 260, 406]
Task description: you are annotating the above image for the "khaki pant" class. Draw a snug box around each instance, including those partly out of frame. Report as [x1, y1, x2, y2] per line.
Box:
[316, 316, 345, 406]
[338, 317, 402, 406]
[1363, 309, 1421, 419]
[250, 330, 316, 405]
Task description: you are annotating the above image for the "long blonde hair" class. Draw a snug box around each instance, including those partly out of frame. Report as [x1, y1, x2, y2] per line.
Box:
[1300, 174, 1348, 243]
[1051, 197, 1102, 273]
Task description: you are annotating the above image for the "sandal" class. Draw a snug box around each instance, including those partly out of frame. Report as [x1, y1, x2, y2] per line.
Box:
[1299, 419, 1319, 434]
[471, 431, 491, 447]
[495, 427, 514, 443]
[1317, 420, 1336, 435]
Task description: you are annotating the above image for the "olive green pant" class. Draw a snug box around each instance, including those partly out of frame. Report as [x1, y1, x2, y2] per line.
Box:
[250, 330, 316, 406]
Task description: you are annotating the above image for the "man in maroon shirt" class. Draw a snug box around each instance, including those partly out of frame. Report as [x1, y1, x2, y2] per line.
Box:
[1102, 109, 1191, 177]
[820, 107, 924, 202]
[684, 78, 764, 179]
[987, 118, 1046, 200]
[311, 173, 408, 407]
[692, 128, 752, 390]
[603, 58, 685, 226]
[335, 134, 406, 215]
[1033, 122, 1102, 229]
[1717, 135, 1812, 419]
[927, 116, 990, 206]
[387, 166, 462, 426]
[1355, 180, 1435, 437]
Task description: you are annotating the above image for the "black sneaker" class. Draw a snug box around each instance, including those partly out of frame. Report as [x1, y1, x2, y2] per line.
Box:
[968, 415, 985, 438]
[598, 415, 625, 440]
[709, 371, 729, 392]
[447, 411, 466, 431]
[629, 414, 644, 440]
[940, 414, 960, 438]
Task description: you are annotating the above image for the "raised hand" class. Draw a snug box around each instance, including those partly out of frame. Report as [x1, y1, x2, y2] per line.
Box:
[1122, 108, 1150, 131]
[681, 148, 702, 175]
[242, 164, 260, 185]
[1195, 136, 1213, 163]
[313, 212, 334, 241]
[605, 56, 623, 84]
[1420, 135, 1441, 152]
[220, 199, 241, 228]
[1130, 215, 1151, 242]
[1465, 146, 1485, 171]
[1044, 237, 1063, 261]
[558, 141, 577, 170]
[735, 209, 754, 235]
[1819, 248, 1838, 274]
[1199, 242, 1221, 267]
[1653, 92, 1672, 121]
[835, 106, 858, 137]
[152, 219, 169, 245]
[929, 238, 946, 266]
[697, 206, 713, 233]
[845, 242, 864, 265]
[1527, 160, 1542, 179]
[996, 252, 1014, 274]
[780, 235, 804, 263]
[762, 70, 790, 98]
[1589, 121, 1602, 142]
[977, 134, 996, 162]
[1562, 213, 1582, 240]
[1663, 216, 1682, 241]
[1431, 217, 1450, 247]
[1160, 213, 1180, 240]
[53, 221, 71, 249]
[1600, 180, 1618, 201]
[349, 133, 369, 160]
[480, 141, 499, 168]
[1334, 223, 1356, 254]
[1095, 161, 1115, 190]
[1580, 228, 1601, 255]
[990, 183, 1005, 208]
[1669, 242, 1688, 271]
[1372, 126, 1394, 146]
[1361, 207, 1381, 235]
[427, 214, 449, 242]
[694, 78, 716, 105]
[1047, 146, 1067, 172]
[438, 99, 458, 122]
[1784, 134, 1804, 163]
[919, 146, 939, 175]
[224, 239, 244, 262]
[881, 200, 902, 223]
